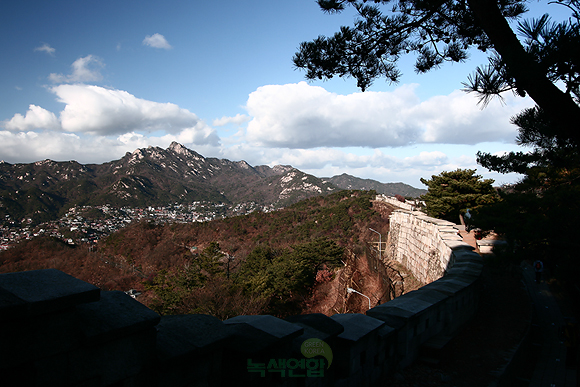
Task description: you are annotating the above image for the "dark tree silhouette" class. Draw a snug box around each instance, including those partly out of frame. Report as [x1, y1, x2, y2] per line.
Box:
[294, 0, 580, 143]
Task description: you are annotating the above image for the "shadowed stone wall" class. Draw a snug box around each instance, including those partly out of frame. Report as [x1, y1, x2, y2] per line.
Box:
[386, 209, 473, 284]
[0, 209, 482, 387]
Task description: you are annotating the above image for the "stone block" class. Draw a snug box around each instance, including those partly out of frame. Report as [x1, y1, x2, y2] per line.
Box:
[282, 314, 344, 386]
[331, 314, 385, 384]
[444, 240, 475, 251]
[286, 313, 344, 340]
[452, 250, 483, 263]
[376, 324, 398, 377]
[476, 239, 507, 247]
[75, 291, 160, 345]
[0, 307, 81, 369]
[436, 275, 472, 289]
[221, 317, 304, 387]
[373, 292, 434, 316]
[412, 288, 449, 307]
[0, 269, 99, 317]
[156, 314, 226, 386]
[225, 315, 303, 341]
[0, 286, 27, 321]
[68, 327, 157, 386]
[451, 260, 483, 273]
[420, 278, 467, 297]
[377, 323, 396, 340]
[367, 292, 436, 365]
[331, 314, 385, 342]
[285, 313, 344, 357]
[440, 234, 462, 241]
[477, 239, 508, 254]
[156, 314, 230, 362]
[223, 315, 303, 355]
[445, 266, 481, 281]
[365, 305, 407, 332]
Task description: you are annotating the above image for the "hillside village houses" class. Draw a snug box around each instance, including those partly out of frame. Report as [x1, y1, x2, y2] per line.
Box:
[0, 201, 276, 250]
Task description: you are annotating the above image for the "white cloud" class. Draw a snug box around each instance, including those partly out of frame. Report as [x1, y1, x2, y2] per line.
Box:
[223, 143, 420, 175]
[50, 85, 219, 144]
[0, 130, 86, 162]
[0, 129, 222, 165]
[4, 105, 59, 131]
[244, 82, 530, 149]
[0, 130, 148, 164]
[3, 85, 220, 146]
[410, 90, 525, 144]
[0, 80, 527, 187]
[34, 43, 55, 56]
[143, 33, 172, 49]
[49, 55, 104, 84]
[217, 143, 487, 187]
[118, 131, 145, 145]
[213, 114, 250, 127]
[402, 151, 449, 167]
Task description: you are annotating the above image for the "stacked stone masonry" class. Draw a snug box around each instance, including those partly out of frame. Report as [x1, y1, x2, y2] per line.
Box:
[375, 194, 416, 211]
[0, 209, 482, 387]
[386, 209, 472, 284]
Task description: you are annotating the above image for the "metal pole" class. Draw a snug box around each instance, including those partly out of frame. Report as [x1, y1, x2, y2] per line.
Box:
[369, 228, 381, 260]
[347, 287, 371, 310]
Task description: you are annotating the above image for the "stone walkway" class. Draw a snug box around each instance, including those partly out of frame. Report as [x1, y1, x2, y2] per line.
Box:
[520, 262, 577, 387]
[458, 228, 577, 386]
[458, 228, 479, 252]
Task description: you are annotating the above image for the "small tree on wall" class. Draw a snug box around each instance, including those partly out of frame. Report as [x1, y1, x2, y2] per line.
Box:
[420, 169, 498, 223]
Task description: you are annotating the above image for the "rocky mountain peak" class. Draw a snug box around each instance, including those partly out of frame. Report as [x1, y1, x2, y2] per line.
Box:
[0, 142, 424, 226]
[168, 141, 186, 154]
[236, 160, 251, 169]
[272, 165, 294, 175]
[167, 141, 204, 160]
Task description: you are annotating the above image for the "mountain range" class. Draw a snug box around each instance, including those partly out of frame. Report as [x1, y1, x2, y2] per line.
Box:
[0, 142, 425, 225]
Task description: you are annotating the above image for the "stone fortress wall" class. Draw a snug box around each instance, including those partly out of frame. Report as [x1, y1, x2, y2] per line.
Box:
[375, 194, 417, 211]
[0, 197, 483, 387]
[386, 209, 469, 284]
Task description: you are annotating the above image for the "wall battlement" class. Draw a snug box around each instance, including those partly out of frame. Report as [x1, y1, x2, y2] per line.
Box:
[0, 208, 482, 387]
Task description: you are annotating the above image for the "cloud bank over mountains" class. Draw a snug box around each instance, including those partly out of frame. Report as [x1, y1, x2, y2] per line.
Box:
[1, 55, 530, 186]
[5, 84, 219, 143]
[244, 82, 523, 148]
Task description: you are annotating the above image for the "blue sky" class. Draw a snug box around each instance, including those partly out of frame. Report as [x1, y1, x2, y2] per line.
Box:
[0, 0, 570, 188]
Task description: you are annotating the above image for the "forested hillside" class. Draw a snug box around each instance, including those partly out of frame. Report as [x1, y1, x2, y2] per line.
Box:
[0, 190, 395, 318]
